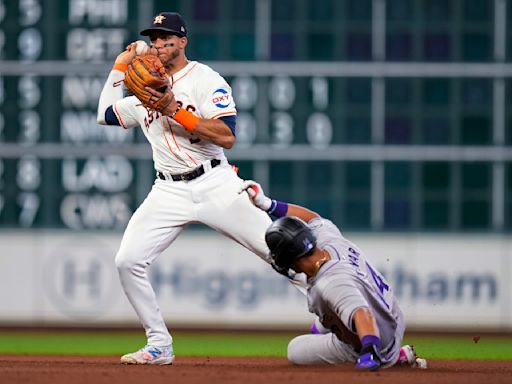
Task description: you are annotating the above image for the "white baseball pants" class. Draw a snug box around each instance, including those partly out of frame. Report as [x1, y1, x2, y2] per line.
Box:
[287, 332, 402, 367]
[115, 164, 274, 346]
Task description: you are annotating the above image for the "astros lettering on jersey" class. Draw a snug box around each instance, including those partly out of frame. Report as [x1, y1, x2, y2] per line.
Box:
[113, 61, 236, 174]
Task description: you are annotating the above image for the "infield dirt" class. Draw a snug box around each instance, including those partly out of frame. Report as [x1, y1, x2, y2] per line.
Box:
[1, 355, 511, 384]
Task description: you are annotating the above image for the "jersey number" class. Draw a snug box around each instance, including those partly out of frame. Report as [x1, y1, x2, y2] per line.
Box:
[144, 109, 160, 129]
[366, 261, 390, 309]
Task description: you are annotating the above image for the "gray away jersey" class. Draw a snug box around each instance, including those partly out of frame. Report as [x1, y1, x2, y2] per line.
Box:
[306, 217, 405, 357]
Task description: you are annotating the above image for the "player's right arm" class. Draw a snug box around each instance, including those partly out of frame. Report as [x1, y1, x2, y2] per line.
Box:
[239, 180, 319, 222]
[286, 204, 319, 222]
[97, 44, 139, 127]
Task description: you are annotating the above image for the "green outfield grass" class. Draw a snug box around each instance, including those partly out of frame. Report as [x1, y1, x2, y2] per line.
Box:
[0, 331, 510, 360]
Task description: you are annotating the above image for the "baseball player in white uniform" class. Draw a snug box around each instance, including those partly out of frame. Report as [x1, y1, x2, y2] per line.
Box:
[240, 180, 427, 370]
[97, 12, 298, 365]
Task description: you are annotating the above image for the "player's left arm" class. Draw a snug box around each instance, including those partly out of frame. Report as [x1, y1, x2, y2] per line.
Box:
[323, 279, 383, 371]
[352, 307, 384, 371]
[352, 307, 380, 340]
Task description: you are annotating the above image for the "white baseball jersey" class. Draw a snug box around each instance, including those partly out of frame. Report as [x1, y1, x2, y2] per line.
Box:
[104, 61, 236, 174]
[97, 59, 281, 348]
[287, 217, 405, 366]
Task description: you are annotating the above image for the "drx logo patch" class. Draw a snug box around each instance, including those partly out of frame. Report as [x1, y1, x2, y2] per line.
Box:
[212, 88, 230, 108]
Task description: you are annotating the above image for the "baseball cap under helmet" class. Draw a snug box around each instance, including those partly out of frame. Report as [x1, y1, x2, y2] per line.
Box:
[140, 12, 187, 37]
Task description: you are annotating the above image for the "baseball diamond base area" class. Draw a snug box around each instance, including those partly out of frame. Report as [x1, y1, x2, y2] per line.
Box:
[1, 356, 511, 384]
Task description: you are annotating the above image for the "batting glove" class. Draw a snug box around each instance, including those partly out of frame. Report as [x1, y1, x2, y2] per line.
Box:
[355, 337, 383, 371]
[239, 180, 272, 211]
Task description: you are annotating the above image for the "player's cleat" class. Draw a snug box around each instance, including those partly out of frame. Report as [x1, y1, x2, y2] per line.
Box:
[397, 345, 416, 365]
[397, 345, 428, 369]
[120, 344, 175, 365]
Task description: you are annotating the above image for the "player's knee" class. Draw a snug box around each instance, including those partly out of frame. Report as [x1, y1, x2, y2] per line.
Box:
[287, 336, 308, 365]
[115, 250, 138, 273]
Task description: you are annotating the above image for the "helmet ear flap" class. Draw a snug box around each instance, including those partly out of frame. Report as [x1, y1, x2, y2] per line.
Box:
[265, 230, 290, 268]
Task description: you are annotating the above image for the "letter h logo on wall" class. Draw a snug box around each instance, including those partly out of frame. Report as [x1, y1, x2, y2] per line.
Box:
[46, 249, 116, 317]
[63, 260, 100, 299]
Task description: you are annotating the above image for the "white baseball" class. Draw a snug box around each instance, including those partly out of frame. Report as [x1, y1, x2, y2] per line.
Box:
[135, 40, 149, 55]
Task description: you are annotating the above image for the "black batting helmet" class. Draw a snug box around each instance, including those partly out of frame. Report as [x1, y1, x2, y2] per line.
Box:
[265, 216, 317, 269]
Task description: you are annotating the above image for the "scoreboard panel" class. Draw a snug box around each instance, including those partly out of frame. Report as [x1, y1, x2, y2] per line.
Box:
[0, 0, 511, 232]
[0, 0, 145, 229]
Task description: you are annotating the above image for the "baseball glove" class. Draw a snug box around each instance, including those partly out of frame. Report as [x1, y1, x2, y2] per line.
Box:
[124, 55, 173, 111]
